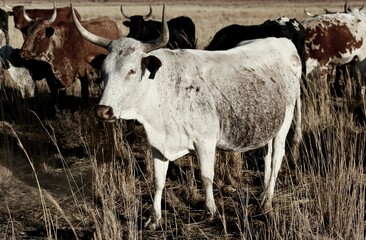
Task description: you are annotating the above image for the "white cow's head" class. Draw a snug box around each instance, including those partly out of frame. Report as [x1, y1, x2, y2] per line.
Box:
[71, 3, 169, 121]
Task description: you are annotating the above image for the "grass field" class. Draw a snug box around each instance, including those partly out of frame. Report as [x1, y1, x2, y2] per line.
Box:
[1, 1, 366, 239]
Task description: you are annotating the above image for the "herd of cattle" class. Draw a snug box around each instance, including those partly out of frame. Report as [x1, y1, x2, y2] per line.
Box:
[0, 2, 365, 102]
[0, 1, 365, 230]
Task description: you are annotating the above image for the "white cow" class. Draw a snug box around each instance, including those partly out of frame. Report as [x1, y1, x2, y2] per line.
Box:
[72, 4, 302, 230]
[0, 45, 35, 98]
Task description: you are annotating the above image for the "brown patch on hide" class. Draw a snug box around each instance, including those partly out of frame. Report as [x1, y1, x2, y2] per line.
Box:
[305, 20, 363, 66]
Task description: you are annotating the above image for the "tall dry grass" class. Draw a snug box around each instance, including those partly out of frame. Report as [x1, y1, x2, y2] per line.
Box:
[1, 1, 366, 239]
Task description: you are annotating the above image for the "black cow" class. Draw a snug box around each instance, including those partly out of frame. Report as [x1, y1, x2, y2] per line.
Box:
[0, 8, 9, 45]
[121, 5, 196, 49]
[205, 17, 307, 77]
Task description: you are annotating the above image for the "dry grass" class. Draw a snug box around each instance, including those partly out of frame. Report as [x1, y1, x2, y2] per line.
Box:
[1, 1, 366, 239]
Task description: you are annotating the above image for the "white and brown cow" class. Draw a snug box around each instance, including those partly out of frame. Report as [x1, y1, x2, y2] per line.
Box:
[72, 4, 302, 230]
[0, 45, 35, 99]
[302, 5, 366, 76]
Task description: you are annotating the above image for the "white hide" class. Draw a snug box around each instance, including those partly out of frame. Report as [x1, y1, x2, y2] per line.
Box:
[5, 65, 35, 98]
[0, 45, 35, 98]
[98, 37, 302, 229]
[0, 30, 5, 47]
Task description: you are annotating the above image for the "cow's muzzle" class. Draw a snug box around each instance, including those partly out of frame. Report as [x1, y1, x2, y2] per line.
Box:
[94, 105, 116, 122]
[20, 50, 33, 60]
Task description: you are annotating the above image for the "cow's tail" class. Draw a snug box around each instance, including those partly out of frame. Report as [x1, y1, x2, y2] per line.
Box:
[291, 89, 302, 166]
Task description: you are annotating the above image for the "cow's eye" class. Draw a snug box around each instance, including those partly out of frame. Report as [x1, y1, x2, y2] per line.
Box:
[128, 69, 136, 75]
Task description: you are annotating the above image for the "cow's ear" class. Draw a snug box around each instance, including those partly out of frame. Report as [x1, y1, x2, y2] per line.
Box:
[123, 21, 131, 27]
[142, 55, 162, 80]
[85, 53, 107, 69]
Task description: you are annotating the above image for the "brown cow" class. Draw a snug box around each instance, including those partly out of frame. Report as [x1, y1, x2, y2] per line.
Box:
[19, 6, 122, 102]
[5, 1, 81, 39]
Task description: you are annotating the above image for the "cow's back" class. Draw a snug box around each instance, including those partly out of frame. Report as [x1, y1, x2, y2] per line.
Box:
[213, 38, 301, 150]
[82, 17, 122, 40]
[154, 37, 301, 151]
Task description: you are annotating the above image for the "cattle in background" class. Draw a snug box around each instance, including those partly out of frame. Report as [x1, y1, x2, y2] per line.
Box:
[0, 45, 35, 98]
[302, 4, 366, 77]
[0, 45, 60, 100]
[5, 1, 81, 39]
[19, 4, 122, 102]
[72, 4, 302, 230]
[3, 1, 84, 106]
[0, 8, 9, 45]
[121, 5, 196, 49]
[301, 3, 366, 99]
[204, 17, 307, 77]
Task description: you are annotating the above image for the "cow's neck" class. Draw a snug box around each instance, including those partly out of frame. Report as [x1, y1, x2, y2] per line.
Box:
[51, 37, 88, 87]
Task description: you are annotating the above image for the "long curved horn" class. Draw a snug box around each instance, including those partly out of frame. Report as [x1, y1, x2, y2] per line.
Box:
[3, 0, 12, 10]
[324, 8, 336, 14]
[143, 5, 152, 20]
[48, 0, 57, 24]
[143, 4, 169, 52]
[304, 9, 315, 17]
[71, 3, 111, 49]
[120, 5, 130, 19]
[344, 1, 350, 12]
[23, 6, 33, 22]
[359, 3, 364, 11]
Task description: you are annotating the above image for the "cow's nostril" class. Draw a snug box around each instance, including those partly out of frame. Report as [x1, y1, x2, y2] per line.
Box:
[105, 107, 114, 118]
[95, 105, 115, 121]
[20, 50, 29, 59]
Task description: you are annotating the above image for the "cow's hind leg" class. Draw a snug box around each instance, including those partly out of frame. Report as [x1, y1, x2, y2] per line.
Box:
[194, 140, 217, 220]
[261, 106, 295, 212]
[144, 147, 169, 230]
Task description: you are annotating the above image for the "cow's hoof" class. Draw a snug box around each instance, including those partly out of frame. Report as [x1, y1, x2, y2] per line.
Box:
[205, 210, 215, 222]
[144, 217, 159, 230]
[260, 198, 275, 218]
[198, 209, 216, 223]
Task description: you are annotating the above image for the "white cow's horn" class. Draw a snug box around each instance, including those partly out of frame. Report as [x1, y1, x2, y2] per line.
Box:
[143, 4, 169, 52]
[304, 9, 315, 17]
[48, 0, 57, 24]
[3, 0, 12, 10]
[23, 6, 33, 22]
[71, 3, 111, 49]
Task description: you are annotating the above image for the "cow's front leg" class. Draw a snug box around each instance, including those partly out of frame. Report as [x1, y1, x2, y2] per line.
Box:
[144, 147, 169, 230]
